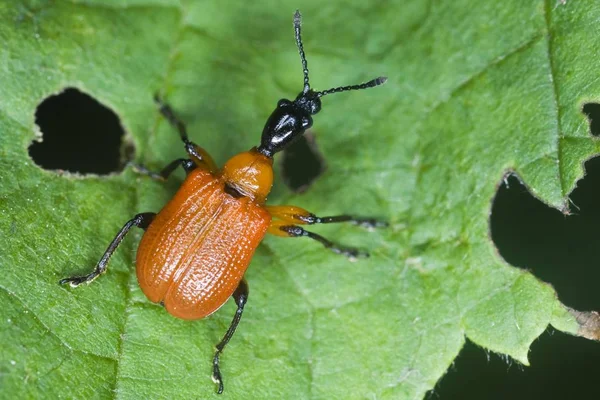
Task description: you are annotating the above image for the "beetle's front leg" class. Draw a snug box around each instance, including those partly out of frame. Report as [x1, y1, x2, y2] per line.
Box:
[59, 212, 156, 287]
[212, 279, 249, 394]
[266, 205, 386, 259]
[265, 205, 387, 229]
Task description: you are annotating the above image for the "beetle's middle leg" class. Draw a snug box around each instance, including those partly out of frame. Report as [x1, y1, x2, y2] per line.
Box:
[212, 279, 249, 395]
[131, 159, 197, 181]
[266, 205, 387, 259]
[59, 212, 156, 287]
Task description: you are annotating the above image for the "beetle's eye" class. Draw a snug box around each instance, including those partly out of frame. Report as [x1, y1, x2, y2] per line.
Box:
[309, 99, 321, 114]
[302, 116, 312, 128]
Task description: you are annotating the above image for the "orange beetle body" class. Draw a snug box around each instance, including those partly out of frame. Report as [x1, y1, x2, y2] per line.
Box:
[136, 155, 272, 319]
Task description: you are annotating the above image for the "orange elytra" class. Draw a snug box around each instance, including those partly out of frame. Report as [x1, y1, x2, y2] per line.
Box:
[60, 10, 387, 394]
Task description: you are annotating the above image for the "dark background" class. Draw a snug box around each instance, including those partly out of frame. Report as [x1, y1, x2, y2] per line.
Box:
[30, 89, 600, 399]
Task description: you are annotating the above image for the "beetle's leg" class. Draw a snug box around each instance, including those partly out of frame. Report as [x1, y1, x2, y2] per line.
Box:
[59, 212, 156, 287]
[268, 222, 369, 259]
[154, 95, 218, 172]
[266, 206, 386, 259]
[131, 95, 217, 180]
[212, 279, 249, 395]
[130, 158, 196, 182]
[266, 205, 387, 229]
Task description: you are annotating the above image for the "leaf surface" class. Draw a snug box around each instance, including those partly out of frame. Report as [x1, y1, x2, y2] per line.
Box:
[1, 1, 598, 399]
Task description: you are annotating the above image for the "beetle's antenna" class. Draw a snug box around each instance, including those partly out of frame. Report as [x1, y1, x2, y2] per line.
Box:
[316, 76, 388, 98]
[294, 10, 311, 94]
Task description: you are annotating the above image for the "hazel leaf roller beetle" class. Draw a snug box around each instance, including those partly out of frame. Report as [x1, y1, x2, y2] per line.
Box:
[60, 10, 387, 394]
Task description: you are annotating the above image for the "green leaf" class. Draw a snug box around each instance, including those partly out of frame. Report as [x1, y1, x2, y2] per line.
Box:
[1, 0, 598, 399]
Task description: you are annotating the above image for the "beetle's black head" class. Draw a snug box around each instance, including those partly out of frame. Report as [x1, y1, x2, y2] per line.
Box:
[257, 10, 387, 158]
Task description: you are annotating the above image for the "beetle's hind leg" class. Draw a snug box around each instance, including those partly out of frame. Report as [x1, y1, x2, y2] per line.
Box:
[154, 95, 218, 172]
[212, 279, 249, 394]
[59, 212, 156, 287]
[266, 205, 387, 260]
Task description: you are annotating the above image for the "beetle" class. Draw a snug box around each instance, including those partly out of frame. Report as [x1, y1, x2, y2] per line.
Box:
[60, 10, 386, 394]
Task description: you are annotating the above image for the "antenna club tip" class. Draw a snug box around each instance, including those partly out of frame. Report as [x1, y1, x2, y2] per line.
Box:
[294, 10, 302, 25]
[376, 76, 388, 85]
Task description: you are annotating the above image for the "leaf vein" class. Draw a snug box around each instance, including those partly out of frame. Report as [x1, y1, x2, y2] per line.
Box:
[543, 0, 565, 197]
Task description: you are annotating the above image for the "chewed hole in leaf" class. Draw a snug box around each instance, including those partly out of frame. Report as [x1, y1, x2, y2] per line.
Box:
[280, 131, 326, 193]
[29, 87, 132, 175]
[490, 157, 600, 311]
[582, 103, 600, 137]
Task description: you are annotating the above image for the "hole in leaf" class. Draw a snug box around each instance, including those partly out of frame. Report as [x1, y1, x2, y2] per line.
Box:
[280, 131, 326, 193]
[29, 87, 131, 174]
[490, 158, 600, 311]
[582, 103, 600, 137]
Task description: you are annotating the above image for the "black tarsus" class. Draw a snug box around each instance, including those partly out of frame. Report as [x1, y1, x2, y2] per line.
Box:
[212, 279, 249, 395]
[298, 213, 388, 229]
[278, 225, 370, 259]
[154, 94, 190, 143]
[59, 212, 156, 287]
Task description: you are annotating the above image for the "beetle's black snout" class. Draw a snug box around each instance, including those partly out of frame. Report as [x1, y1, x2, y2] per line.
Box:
[256, 9, 386, 159]
[257, 99, 314, 157]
